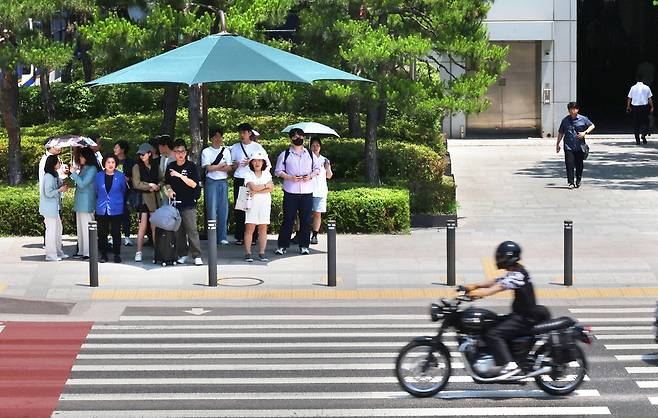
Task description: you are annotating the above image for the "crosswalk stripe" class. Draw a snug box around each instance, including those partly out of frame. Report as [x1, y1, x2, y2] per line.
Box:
[64, 375, 589, 385]
[71, 363, 404, 371]
[590, 326, 653, 331]
[85, 332, 439, 339]
[636, 381, 658, 388]
[570, 308, 655, 313]
[119, 315, 428, 321]
[605, 344, 658, 350]
[93, 323, 442, 330]
[615, 354, 658, 361]
[649, 397, 658, 405]
[574, 317, 653, 323]
[75, 352, 460, 360]
[50, 406, 612, 417]
[625, 367, 658, 374]
[595, 334, 654, 340]
[81, 341, 459, 348]
[58, 389, 601, 401]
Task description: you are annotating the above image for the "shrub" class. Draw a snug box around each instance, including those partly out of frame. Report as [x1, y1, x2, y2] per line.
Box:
[0, 182, 409, 236]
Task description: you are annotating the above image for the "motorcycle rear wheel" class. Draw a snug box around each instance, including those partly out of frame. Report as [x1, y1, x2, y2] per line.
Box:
[534, 344, 588, 396]
[395, 340, 452, 397]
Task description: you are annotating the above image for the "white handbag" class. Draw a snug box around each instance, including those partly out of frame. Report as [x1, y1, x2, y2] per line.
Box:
[235, 186, 252, 211]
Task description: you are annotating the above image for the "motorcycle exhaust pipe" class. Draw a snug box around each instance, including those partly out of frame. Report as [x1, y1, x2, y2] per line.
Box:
[470, 366, 552, 383]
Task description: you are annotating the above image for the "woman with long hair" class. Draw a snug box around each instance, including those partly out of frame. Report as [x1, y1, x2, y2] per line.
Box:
[40, 155, 70, 261]
[132, 143, 161, 262]
[70, 147, 101, 259]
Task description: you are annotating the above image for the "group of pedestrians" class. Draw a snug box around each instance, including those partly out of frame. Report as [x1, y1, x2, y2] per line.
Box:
[37, 123, 333, 265]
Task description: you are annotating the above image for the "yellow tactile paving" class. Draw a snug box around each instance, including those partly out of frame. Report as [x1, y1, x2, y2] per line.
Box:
[0, 283, 6, 294]
[91, 286, 658, 300]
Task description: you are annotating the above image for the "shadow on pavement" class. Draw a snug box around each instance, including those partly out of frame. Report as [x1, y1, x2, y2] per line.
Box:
[515, 141, 658, 191]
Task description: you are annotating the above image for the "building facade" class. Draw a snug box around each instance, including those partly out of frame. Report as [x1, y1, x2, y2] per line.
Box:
[443, 0, 577, 138]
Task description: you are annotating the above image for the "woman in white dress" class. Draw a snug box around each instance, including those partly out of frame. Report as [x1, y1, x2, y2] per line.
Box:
[243, 151, 274, 262]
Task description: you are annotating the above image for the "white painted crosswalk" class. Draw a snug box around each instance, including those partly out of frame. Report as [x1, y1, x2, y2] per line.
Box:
[52, 308, 630, 416]
[570, 304, 658, 412]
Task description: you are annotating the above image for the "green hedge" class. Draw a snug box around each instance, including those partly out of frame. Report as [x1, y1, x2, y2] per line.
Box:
[0, 183, 409, 237]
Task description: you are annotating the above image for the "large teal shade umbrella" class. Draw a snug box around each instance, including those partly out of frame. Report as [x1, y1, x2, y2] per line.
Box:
[87, 32, 371, 86]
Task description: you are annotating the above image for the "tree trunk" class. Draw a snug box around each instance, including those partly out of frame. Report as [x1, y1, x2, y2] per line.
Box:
[377, 98, 387, 125]
[161, 84, 179, 138]
[61, 62, 73, 83]
[1, 70, 22, 185]
[188, 84, 203, 165]
[365, 101, 380, 185]
[39, 70, 56, 123]
[348, 95, 361, 137]
[201, 83, 209, 147]
[81, 51, 93, 82]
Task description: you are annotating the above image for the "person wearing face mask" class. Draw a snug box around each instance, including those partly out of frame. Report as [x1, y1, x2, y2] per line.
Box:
[274, 128, 321, 256]
[229, 123, 269, 245]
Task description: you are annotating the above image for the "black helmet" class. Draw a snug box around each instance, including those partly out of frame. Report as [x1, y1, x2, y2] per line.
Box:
[495, 241, 521, 269]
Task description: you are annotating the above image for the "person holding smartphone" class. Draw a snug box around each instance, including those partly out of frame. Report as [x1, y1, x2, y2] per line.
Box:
[274, 128, 321, 255]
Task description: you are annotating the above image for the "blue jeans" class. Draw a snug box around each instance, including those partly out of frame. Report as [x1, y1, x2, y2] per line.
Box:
[205, 178, 229, 242]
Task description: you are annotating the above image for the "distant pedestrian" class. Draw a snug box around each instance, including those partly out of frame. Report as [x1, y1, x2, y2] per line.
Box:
[164, 139, 203, 266]
[556, 102, 595, 189]
[94, 155, 127, 263]
[40, 155, 70, 261]
[70, 147, 101, 259]
[243, 151, 274, 262]
[132, 143, 161, 262]
[230, 123, 269, 245]
[309, 138, 333, 245]
[274, 128, 321, 255]
[113, 140, 135, 246]
[626, 77, 654, 145]
[202, 128, 232, 246]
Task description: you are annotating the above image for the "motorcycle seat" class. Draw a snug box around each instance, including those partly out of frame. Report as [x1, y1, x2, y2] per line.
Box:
[530, 316, 576, 335]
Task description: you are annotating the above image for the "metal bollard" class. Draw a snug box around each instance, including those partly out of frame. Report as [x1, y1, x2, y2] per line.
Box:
[88, 221, 98, 287]
[327, 220, 337, 287]
[564, 220, 573, 286]
[446, 219, 456, 286]
[208, 220, 217, 287]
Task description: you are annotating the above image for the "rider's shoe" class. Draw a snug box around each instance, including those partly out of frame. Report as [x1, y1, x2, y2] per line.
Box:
[497, 362, 521, 379]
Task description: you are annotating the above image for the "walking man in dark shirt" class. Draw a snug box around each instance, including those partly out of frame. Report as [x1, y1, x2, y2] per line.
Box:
[465, 241, 541, 379]
[164, 139, 203, 266]
[555, 102, 595, 189]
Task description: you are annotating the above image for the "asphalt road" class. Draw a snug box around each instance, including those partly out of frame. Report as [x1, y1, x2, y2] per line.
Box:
[25, 298, 654, 417]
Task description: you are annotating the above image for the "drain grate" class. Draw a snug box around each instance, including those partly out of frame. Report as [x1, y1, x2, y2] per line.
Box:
[217, 277, 264, 287]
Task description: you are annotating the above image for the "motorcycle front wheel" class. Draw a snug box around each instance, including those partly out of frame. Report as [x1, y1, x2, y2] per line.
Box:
[534, 344, 588, 396]
[395, 340, 452, 397]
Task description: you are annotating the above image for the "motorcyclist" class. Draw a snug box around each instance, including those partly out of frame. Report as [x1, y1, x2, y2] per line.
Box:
[464, 241, 540, 379]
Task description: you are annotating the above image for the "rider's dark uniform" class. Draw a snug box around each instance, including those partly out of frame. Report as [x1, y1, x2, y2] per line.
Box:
[485, 266, 539, 366]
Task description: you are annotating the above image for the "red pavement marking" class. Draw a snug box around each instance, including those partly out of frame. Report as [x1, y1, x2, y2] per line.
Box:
[0, 322, 92, 418]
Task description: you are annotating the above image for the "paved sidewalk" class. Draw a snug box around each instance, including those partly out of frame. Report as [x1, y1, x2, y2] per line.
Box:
[0, 136, 656, 303]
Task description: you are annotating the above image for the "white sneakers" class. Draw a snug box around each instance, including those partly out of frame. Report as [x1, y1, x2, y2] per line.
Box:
[124, 237, 133, 246]
[300, 247, 310, 255]
[176, 256, 203, 266]
[134, 251, 142, 262]
[220, 240, 229, 245]
[498, 362, 521, 379]
[45, 256, 62, 261]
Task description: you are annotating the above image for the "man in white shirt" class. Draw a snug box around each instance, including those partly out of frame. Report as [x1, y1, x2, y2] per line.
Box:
[202, 128, 233, 245]
[230, 123, 269, 245]
[626, 78, 654, 144]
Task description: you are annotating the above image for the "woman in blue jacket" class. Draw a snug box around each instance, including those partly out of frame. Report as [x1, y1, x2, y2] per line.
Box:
[71, 147, 101, 259]
[40, 155, 70, 261]
[94, 155, 127, 263]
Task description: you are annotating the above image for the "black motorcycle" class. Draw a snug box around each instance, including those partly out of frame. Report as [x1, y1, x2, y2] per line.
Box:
[395, 286, 592, 397]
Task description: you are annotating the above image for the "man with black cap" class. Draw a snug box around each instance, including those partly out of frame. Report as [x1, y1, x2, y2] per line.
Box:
[230, 123, 268, 245]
